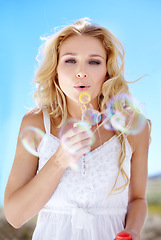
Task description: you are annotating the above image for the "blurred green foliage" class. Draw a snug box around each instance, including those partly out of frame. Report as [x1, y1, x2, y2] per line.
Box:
[147, 178, 161, 215]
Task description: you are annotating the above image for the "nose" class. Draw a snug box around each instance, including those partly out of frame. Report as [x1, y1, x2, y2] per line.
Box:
[76, 72, 87, 78]
[76, 64, 87, 78]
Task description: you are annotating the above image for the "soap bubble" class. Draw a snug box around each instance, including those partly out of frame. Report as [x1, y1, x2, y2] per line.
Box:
[102, 114, 114, 131]
[58, 92, 99, 170]
[82, 109, 101, 126]
[59, 118, 95, 146]
[105, 93, 146, 134]
[59, 118, 95, 170]
[19, 126, 45, 156]
[110, 111, 126, 132]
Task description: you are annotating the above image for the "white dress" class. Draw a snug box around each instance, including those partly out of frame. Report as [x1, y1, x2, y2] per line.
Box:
[32, 110, 132, 240]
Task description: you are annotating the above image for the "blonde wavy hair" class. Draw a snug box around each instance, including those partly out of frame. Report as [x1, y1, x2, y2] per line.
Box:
[34, 18, 134, 195]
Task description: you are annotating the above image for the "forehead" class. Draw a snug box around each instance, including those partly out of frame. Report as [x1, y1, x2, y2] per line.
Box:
[59, 35, 106, 57]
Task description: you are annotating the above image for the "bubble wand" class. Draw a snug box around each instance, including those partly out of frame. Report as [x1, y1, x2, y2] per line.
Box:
[78, 92, 101, 127]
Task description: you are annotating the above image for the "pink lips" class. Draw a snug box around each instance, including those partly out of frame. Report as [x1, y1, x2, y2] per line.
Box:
[74, 83, 90, 92]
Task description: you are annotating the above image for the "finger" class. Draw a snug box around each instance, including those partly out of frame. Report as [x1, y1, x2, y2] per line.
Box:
[72, 146, 91, 160]
[62, 130, 93, 149]
[71, 137, 92, 152]
[70, 131, 93, 145]
[62, 120, 93, 139]
[64, 138, 91, 155]
[62, 125, 87, 139]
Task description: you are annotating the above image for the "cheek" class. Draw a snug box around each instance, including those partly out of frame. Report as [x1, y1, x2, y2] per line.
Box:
[57, 65, 73, 80]
[93, 69, 106, 84]
[57, 66, 71, 93]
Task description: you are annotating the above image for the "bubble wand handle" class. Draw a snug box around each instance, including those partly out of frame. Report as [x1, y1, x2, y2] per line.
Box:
[79, 92, 101, 127]
[116, 232, 132, 240]
[79, 92, 91, 122]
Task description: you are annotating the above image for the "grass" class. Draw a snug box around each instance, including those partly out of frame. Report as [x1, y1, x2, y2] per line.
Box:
[146, 178, 161, 215]
[148, 204, 161, 215]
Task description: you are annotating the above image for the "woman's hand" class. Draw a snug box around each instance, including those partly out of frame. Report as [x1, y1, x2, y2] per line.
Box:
[123, 229, 140, 240]
[54, 124, 94, 169]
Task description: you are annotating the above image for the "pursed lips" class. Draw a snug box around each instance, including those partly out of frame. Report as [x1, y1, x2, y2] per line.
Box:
[73, 83, 90, 89]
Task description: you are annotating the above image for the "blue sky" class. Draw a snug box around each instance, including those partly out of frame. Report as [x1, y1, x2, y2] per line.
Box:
[0, 0, 161, 206]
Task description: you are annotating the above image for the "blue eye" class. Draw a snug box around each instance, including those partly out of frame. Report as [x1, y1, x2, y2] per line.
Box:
[89, 61, 100, 65]
[65, 59, 76, 63]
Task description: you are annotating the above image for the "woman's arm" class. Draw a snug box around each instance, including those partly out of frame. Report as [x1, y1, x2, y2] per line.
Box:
[4, 110, 66, 228]
[4, 110, 92, 228]
[123, 121, 151, 240]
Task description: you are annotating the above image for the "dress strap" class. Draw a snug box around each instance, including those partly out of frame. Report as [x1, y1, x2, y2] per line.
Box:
[43, 109, 50, 134]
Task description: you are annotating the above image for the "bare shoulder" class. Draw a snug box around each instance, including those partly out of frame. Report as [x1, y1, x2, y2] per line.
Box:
[20, 108, 45, 132]
[133, 119, 151, 151]
[4, 108, 45, 200]
[127, 119, 151, 154]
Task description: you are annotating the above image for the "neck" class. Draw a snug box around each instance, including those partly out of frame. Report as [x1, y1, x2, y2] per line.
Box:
[67, 100, 82, 119]
[67, 96, 99, 120]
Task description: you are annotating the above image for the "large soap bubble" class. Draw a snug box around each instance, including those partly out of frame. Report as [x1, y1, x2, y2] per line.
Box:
[19, 126, 45, 156]
[59, 118, 95, 169]
[104, 93, 146, 134]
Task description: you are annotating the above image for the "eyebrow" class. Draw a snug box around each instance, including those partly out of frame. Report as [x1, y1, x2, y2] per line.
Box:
[61, 53, 105, 60]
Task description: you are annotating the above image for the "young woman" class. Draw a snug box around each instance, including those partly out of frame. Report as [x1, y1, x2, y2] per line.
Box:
[4, 19, 150, 240]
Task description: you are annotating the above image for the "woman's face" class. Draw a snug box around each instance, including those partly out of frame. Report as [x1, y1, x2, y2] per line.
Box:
[57, 35, 107, 106]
